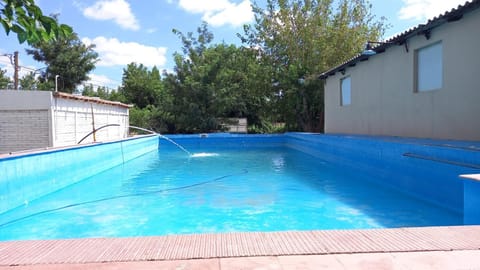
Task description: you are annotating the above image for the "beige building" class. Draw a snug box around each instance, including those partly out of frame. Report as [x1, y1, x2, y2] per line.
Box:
[319, 1, 480, 141]
[0, 90, 131, 154]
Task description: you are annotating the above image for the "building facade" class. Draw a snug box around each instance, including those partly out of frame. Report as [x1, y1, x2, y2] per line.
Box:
[320, 1, 480, 141]
[0, 90, 130, 154]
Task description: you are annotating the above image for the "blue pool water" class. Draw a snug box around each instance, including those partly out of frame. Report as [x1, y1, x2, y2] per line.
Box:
[0, 143, 462, 241]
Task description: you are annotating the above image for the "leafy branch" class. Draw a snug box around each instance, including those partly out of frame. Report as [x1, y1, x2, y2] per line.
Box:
[1, 0, 72, 44]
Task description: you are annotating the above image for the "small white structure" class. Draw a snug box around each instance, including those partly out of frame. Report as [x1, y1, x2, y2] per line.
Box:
[0, 90, 131, 154]
[221, 118, 248, 133]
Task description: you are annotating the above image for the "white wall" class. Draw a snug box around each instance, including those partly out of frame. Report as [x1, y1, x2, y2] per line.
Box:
[0, 90, 130, 154]
[53, 98, 129, 147]
[324, 8, 480, 141]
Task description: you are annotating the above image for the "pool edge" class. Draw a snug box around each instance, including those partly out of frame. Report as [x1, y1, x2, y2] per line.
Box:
[1, 226, 479, 266]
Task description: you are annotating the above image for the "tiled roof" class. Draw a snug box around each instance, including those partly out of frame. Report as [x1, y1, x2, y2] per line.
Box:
[319, 0, 480, 79]
[54, 92, 133, 108]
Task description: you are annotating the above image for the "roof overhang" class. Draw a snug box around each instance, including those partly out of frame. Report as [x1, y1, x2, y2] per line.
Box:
[318, 0, 480, 80]
[53, 92, 133, 109]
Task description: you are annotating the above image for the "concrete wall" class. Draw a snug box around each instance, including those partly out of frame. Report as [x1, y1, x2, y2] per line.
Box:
[324, 8, 480, 141]
[0, 90, 130, 154]
[53, 98, 129, 147]
[0, 91, 53, 153]
[0, 110, 50, 153]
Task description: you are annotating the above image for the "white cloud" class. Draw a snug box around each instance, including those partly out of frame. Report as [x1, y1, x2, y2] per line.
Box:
[399, 0, 468, 21]
[178, 0, 230, 13]
[146, 28, 158, 34]
[83, 0, 140, 30]
[82, 36, 168, 67]
[178, 0, 254, 27]
[87, 74, 118, 87]
[204, 0, 254, 27]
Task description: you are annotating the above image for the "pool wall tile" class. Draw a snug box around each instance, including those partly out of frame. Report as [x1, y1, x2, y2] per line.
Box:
[1, 132, 478, 223]
[284, 133, 480, 214]
[0, 135, 158, 214]
[464, 179, 480, 224]
[161, 133, 479, 215]
[161, 133, 285, 152]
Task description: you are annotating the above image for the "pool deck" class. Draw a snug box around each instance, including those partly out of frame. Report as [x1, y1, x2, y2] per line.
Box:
[1, 226, 480, 269]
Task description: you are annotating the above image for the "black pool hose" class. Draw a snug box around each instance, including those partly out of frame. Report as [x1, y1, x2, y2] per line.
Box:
[0, 169, 248, 228]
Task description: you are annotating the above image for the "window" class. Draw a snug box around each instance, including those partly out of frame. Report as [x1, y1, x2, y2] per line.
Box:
[416, 42, 443, 92]
[340, 76, 351, 106]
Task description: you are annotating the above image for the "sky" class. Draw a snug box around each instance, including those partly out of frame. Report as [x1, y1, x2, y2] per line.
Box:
[0, 0, 471, 90]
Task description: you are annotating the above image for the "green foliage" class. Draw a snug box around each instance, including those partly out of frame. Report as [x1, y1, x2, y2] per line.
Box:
[119, 63, 174, 133]
[118, 1, 386, 134]
[163, 23, 275, 133]
[0, 0, 72, 44]
[0, 69, 11, 88]
[120, 63, 162, 109]
[248, 120, 286, 134]
[108, 89, 127, 103]
[128, 106, 151, 131]
[16, 70, 54, 91]
[19, 72, 36, 89]
[81, 84, 111, 100]
[34, 79, 54, 91]
[241, 0, 387, 132]
[26, 31, 99, 93]
[129, 105, 172, 134]
[81, 84, 96, 97]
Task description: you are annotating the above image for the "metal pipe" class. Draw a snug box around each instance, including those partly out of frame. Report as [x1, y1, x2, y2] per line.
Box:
[128, 125, 157, 134]
[55, 75, 60, 92]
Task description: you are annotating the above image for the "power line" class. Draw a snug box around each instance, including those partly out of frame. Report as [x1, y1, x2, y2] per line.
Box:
[0, 53, 14, 65]
[0, 53, 45, 75]
[2, 52, 118, 92]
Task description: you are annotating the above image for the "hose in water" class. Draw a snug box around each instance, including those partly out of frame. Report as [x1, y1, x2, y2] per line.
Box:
[0, 169, 248, 228]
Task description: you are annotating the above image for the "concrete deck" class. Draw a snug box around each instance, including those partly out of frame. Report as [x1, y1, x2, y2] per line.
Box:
[1, 226, 480, 269]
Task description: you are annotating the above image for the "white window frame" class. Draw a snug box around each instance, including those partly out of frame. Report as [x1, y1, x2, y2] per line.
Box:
[415, 42, 443, 92]
[340, 76, 351, 106]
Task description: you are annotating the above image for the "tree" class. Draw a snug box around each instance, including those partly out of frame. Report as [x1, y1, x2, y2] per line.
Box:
[82, 84, 110, 99]
[121, 63, 160, 109]
[26, 31, 99, 93]
[81, 84, 95, 96]
[163, 23, 275, 133]
[241, 0, 387, 132]
[1, 0, 72, 44]
[120, 63, 174, 133]
[0, 69, 11, 88]
[19, 72, 37, 89]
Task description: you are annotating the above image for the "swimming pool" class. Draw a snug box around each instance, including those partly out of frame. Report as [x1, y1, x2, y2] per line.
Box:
[0, 133, 479, 241]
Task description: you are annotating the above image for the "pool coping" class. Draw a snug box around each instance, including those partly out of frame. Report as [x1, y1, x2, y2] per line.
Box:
[0, 134, 157, 161]
[1, 226, 479, 266]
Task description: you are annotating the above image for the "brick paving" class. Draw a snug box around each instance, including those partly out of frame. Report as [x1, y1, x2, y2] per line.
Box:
[0, 226, 479, 269]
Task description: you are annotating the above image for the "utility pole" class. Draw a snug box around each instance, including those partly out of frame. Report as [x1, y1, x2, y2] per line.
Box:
[13, 51, 19, 90]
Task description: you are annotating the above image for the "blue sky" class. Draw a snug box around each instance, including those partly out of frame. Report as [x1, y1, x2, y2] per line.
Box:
[0, 0, 469, 90]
